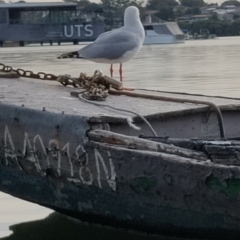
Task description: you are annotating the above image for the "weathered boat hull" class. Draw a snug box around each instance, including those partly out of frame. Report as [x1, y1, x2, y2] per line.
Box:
[1, 75, 240, 238]
[1, 165, 240, 240]
[0, 103, 240, 239]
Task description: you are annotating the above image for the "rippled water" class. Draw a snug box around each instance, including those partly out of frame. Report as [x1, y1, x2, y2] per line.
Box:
[1, 36, 240, 239]
[2, 36, 240, 98]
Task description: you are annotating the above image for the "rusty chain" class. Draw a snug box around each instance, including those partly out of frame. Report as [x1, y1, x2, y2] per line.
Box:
[0, 63, 109, 100]
[57, 71, 109, 100]
[0, 63, 58, 81]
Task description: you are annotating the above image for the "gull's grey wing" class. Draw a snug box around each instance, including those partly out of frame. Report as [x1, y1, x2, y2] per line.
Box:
[79, 29, 140, 60]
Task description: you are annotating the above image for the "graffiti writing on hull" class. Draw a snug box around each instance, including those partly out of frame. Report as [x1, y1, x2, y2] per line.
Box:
[3, 126, 116, 191]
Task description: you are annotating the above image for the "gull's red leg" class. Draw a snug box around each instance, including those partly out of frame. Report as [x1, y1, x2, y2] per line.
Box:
[119, 63, 123, 82]
[110, 64, 113, 77]
[119, 63, 134, 91]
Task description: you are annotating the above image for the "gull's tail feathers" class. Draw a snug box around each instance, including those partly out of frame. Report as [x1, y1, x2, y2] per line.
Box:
[57, 51, 82, 59]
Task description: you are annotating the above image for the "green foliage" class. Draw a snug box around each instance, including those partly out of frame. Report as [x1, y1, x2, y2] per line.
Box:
[185, 8, 194, 14]
[146, 0, 178, 20]
[180, 0, 205, 7]
[146, 0, 178, 8]
[221, 0, 240, 7]
[182, 6, 200, 15]
[178, 18, 240, 36]
[210, 13, 218, 21]
[64, 0, 90, 3]
[101, 0, 131, 9]
[100, 0, 144, 27]
[193, 7, 201, 14]
[233, 13, 240, 20]
[156, 6, 175, 20]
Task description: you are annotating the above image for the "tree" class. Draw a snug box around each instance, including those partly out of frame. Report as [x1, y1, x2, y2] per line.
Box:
[221, 0, 240, 7]
[193, 7, 201, 14]
[180, 0, 205, 7]
[100, 0, 130, 26]
[83, 2, 102, 12]
[210, 12, 218, 21]
[101, 0, 131, 9]
[100, 0, 144, 27]
[147, 0, 178, 8]
[184, 7, 201, 14]
[158, 6, 175, 20]
[146, 0, 178, 20]
[233, 13, 240, 20]
[64, 0, 90, 3]
[185, 8, 194, 14]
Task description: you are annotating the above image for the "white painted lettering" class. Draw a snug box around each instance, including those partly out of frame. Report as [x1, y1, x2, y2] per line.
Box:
[64, 25, 73, 38]
[61, 143, 74, 177]
[85, 24, 93, 37]
[107, 151, 116, 191]
[23, 132, 36, 163]
[75, 144, 85, 163]
[75, 144, 93, 185]
[75, 25, 83, 37]
[2, 125, 117, 191]
[79, 153, 93, 185]
[4, 126, 22, 170]
[95, 149, 116, 191]
[33, 135, 47, 171]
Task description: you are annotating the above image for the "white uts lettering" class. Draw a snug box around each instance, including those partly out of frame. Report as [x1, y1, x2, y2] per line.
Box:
[85, 24, 93, 37]
[64, 25, 93, 38]
[75, 25, 83, 36]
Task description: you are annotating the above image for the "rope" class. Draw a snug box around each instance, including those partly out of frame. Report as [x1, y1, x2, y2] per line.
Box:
[78, 94, 158, 137]
[109, 89, 226, 139]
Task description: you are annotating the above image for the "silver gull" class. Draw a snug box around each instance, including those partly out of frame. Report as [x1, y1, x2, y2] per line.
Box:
[58, 6, 145, 82]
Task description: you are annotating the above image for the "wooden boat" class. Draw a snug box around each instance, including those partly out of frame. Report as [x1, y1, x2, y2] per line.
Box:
[1, 71, 240, 239]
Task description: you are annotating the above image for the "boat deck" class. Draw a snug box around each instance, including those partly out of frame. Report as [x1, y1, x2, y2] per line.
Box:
[1, 76, 240, 122]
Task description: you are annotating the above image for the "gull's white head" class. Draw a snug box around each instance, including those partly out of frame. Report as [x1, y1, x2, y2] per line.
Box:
[124, 6, 141, 27]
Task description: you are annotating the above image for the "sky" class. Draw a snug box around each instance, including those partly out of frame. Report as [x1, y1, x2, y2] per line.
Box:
[7, 0, 227, 5]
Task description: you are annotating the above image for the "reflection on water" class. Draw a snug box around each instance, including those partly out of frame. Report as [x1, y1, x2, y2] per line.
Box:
[1, 37, 240, 239]
[1, 213, 184, 240]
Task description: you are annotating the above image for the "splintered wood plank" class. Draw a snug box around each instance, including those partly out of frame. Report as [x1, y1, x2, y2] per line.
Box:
[87, 129, 208, 161]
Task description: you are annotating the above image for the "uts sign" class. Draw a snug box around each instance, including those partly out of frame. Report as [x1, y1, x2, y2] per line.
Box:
[64, 24, 93, 38]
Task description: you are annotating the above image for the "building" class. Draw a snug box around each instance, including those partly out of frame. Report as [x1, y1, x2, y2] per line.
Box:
[0, 2, 104, 46]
